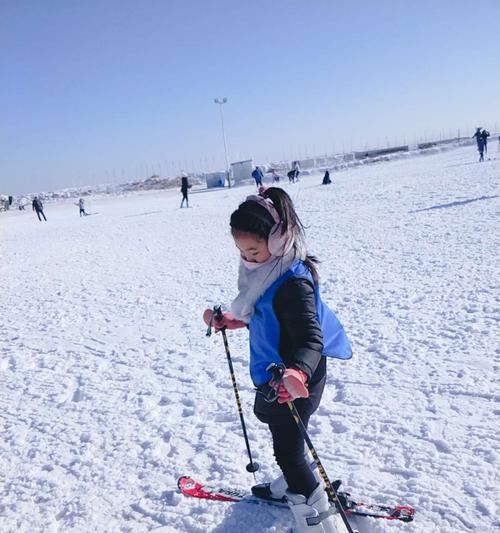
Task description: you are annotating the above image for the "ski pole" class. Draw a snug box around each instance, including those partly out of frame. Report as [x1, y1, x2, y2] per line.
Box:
[207, 305, 259, 476]
[267, 363, 356, 533]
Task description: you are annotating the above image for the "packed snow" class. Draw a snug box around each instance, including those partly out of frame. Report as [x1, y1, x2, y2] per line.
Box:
[0, 145, 498, 533]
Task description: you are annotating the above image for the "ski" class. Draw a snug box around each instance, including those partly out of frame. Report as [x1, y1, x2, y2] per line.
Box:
[177, 476, 414, 523]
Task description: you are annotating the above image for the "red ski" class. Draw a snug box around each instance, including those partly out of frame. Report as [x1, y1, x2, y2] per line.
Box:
[177, 476, 414, 523]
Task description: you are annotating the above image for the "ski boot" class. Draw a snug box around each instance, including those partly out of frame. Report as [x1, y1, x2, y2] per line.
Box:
[286, 484, 343, 533]
[251, 474, 288, 503]
[251, 459, 325, 503]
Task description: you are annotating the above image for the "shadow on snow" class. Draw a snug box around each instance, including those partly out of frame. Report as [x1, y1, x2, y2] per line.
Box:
[410, 195, 499, 213]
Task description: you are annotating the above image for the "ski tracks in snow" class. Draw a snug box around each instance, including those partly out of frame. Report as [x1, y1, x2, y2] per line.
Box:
[0, 148, 498, 532]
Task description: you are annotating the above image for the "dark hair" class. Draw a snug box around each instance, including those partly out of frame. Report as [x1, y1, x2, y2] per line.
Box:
[230, 187, 319, 283]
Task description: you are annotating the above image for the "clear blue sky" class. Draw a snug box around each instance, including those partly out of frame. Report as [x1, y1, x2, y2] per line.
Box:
[1, 0, 499, 194]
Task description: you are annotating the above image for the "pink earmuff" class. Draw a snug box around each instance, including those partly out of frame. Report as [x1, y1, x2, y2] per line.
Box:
[246, 195, 294, 257]
[268, 223, 292, 256]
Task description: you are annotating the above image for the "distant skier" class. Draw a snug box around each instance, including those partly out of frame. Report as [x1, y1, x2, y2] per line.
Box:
[32, 196, 47, 221]
[78, 198, 88, 217]
[322, 170, 332, 185]
[287, 161, 300, 183]
[481, 129, 490, 153]
[270, 169, 280, 183]
[477, 137, 485, 162]
[180, 174, 191, 208]
[292, 160, 301, 182]
[251, 166, 264, 189]
[472, 128, 485, 162]
[472, 127, 482, 145]
[203, 187, 351, 533]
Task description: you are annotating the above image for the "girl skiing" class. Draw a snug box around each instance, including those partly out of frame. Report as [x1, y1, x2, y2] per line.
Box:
[203, 187, 352, 533]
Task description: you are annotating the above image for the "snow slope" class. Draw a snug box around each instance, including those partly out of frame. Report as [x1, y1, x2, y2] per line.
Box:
[0, 145, 498, 533]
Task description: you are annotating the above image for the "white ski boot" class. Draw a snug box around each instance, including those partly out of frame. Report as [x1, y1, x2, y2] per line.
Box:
[251, 457, 324, 502]
[251, 473, 288, 502]
[286, 484, 343, 533]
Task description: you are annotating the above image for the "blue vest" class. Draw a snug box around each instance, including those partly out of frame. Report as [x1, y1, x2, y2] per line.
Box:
[249, 261, 352, 386]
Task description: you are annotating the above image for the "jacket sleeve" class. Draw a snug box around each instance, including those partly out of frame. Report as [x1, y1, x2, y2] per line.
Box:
[273, 277, 323, 380]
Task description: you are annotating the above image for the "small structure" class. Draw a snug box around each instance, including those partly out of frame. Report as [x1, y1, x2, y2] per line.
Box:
[416, 142, 437, 150]
[0, 195, 10, 212]
[231, 159, 253, 185]
[205, 171, 226, 189]
[354, 145, 409, 160]
[297, 158, 315, 170]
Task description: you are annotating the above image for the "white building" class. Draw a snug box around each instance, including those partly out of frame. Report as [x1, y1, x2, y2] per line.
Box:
[230, 159, 253, 185]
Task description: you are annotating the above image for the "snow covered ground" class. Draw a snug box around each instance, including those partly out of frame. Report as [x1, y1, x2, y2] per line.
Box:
[0, 145, 498, 533]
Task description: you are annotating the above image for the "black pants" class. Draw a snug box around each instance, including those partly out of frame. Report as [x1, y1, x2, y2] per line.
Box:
[36, 209, 47, 221]
[269, 417, 318, 498]
[80, 208, 86, 216]
[254, 360, 326, 499]
[180, 192, 189, 207]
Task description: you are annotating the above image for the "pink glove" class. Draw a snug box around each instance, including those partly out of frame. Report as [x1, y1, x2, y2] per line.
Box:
[203, 309, 247, 332]
[276, 368, 309, 404]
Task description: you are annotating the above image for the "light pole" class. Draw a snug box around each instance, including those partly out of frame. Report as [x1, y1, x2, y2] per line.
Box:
[214, 97, 231, 187]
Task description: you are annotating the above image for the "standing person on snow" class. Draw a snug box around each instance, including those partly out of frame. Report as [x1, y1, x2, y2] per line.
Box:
[472, 127, 483, 153]
[477, 136, 485, 162]
[322, 170, 332, 185]
[251, 166, 264, 189]
[481, 129, 490, 154]
[472, 128, 485, 162]
[78, 198, 88, 217]
[180, 173, 191, 208]
[32, 196, 47, 221]
[203, 187, 352, 533]
[472, 127, 482, 145]
[288, 161, 300, 183]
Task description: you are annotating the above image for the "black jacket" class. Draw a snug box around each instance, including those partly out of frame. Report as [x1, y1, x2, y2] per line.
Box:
[253, 277, 327, 425]
[32, 198, 43, 211]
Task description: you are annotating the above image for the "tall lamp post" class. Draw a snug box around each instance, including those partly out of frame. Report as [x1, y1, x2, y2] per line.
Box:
[214, 97, 231, 187]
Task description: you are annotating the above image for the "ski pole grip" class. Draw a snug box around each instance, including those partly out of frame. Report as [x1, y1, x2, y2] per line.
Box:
[266, 362, 285, 382]
[214, 305, 228, 333]
[206, 305, 223, 337]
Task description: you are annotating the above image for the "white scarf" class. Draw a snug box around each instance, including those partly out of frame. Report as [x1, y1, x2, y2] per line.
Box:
[230, 240, 307, 323]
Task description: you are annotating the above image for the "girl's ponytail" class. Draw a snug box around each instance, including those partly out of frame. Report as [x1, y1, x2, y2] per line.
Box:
[260, 187, 291, 236]
[303, 255, 320, 285]
[261, 187, 319, 284]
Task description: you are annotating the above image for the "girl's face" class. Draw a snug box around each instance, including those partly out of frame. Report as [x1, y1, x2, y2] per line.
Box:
[233, 233, 271, 263]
